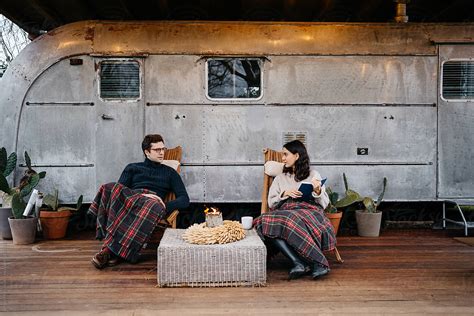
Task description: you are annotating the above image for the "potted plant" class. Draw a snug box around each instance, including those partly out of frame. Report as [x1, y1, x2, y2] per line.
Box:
[0, 147, 16, 239]
[352, 177, 388, 237]
[324, 173, 363, 235]
[40, 189, 83, 239]
[324, 187, 344, 235]
[0, 151, 46, 244]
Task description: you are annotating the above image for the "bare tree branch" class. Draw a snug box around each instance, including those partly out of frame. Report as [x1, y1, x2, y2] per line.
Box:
[0, 15, 30, 70]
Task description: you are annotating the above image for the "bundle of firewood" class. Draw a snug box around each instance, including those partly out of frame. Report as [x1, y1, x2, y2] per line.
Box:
[182, 220, 245, 245]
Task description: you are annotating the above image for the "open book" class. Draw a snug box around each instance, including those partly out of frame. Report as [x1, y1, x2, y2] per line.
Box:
[298, 178, 327, 202]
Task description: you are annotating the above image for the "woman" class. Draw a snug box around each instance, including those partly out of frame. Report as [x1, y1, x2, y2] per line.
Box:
[254, 140, 336, 280]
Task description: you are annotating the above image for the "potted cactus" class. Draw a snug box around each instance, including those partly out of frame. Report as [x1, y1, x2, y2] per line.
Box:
[324, 173, 363, 235]
[0, 147, 16, 239]
[354, 177, 388, 237]
[39, 189, 83, 239]
[1, 150, 46, 244]
[324, 187, 344, 235]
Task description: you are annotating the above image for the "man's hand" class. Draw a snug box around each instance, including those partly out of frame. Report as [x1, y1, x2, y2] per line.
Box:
[142, 193, 165, 208]
[283, 189, 303, 199]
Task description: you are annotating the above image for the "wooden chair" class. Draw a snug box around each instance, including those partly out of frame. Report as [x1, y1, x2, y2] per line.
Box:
[261, 148, 344, 263]
[148, 146, 182, 244]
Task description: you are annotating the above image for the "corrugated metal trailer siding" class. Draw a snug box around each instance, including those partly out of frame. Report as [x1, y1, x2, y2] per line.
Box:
[0, 21, 472, 203]
[438, 44, 474, 199]
[17, 57, 97, 202]
[146, 54, 437, 202]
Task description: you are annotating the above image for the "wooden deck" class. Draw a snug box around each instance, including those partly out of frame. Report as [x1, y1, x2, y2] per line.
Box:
[2, 229, 474, 315]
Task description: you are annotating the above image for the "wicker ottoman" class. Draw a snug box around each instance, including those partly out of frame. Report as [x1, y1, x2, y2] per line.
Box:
[157, 228, 267, 287]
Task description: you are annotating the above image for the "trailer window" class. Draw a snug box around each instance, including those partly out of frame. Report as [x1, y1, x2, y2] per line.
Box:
[207, 59, 262, 99]
[442, 61, 474, 100]
[100, 61, 140, 99]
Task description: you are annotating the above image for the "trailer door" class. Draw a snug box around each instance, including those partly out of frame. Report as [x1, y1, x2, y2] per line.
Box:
[94, 58, 145, 185]
[17, 56, 98, 202]
[438, 45, 474, 199]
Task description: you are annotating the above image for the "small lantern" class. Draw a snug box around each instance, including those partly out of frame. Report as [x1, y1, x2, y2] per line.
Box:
[204, 207, 223, 228]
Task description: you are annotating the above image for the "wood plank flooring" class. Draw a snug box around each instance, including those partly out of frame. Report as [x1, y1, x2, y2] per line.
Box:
[1, 229, 474, 315]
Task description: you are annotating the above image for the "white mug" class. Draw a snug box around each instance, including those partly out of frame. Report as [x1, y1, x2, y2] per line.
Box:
[241, 216, 253, 230]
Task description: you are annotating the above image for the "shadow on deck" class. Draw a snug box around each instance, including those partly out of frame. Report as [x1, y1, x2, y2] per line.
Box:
[2, 229, 474, 315]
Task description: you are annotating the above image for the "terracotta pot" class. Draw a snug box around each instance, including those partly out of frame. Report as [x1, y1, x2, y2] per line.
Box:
[8, 216, 38, 245]
[40, 210, 71, 239]
[325, 211, 343, 235]
[355, 210, 382, 237]
[0, 207, 13, 239]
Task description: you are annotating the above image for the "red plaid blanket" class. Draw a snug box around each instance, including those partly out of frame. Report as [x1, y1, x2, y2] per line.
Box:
[254, 200, 336, 268]
[88, 182, 166, 262]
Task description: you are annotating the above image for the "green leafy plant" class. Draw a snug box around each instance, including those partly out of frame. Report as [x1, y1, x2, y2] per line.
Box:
[324, 173, 364, 213]
[0, 148, 46, 218]
[342, 173, 387, 213]
[43, 189, 83, 212]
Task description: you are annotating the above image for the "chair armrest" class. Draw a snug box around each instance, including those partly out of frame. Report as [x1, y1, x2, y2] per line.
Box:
[166, 210, 179, 228]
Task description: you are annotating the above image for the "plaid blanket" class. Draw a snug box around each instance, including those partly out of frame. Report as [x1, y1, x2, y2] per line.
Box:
[254, 200, 336, 268]
[88, 182, 166, 262]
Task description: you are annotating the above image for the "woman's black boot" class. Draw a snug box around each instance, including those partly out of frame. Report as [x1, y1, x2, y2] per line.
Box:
[312, 263, 330, 279]
[271, 238, 310, 279]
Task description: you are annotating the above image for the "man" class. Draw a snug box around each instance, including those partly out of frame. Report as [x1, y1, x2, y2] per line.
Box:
[89, 134, 189, 269]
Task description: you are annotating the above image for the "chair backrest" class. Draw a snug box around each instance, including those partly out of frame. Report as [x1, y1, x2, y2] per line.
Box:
[261, 148, 283, 214]
[163, 146, 182, 203]
[164, 146, 182, 172]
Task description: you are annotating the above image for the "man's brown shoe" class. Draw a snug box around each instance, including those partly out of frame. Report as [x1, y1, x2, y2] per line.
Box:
[91, 250, 111, 269]
[108, 255, 122, 267]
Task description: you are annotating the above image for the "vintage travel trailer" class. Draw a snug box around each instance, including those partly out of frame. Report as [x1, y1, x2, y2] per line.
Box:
[0, 21, 473, 205]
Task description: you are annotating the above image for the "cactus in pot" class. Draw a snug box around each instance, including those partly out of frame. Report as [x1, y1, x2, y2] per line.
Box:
[324, 173, 365, 235]
[325, 173, 364, 212]
[0, 149, 46, 218]
[1, 149, 46, 244]
[342, 174, 388, 237]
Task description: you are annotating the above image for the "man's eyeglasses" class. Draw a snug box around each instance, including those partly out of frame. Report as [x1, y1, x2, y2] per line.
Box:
[150, 147, 167, 153]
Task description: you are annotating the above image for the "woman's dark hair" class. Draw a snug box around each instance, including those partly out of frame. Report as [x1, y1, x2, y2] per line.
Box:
[282, 140, 310, 181]
[142, 134, 164, 154]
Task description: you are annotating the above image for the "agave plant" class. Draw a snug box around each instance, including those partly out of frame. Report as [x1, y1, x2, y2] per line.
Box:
[362, 177, 387, 213]
[0, 149, 46, 218]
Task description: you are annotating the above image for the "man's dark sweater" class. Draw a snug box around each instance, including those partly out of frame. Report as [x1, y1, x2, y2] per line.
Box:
[118, 158, 189, 212]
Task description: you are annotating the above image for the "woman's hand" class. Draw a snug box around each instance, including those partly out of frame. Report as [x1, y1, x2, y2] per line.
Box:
[283, 189, 303, 199]
[311, 178, 322, 195]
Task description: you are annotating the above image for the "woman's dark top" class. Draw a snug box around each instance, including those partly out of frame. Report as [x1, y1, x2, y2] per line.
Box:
[118, 158, 190, 212]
